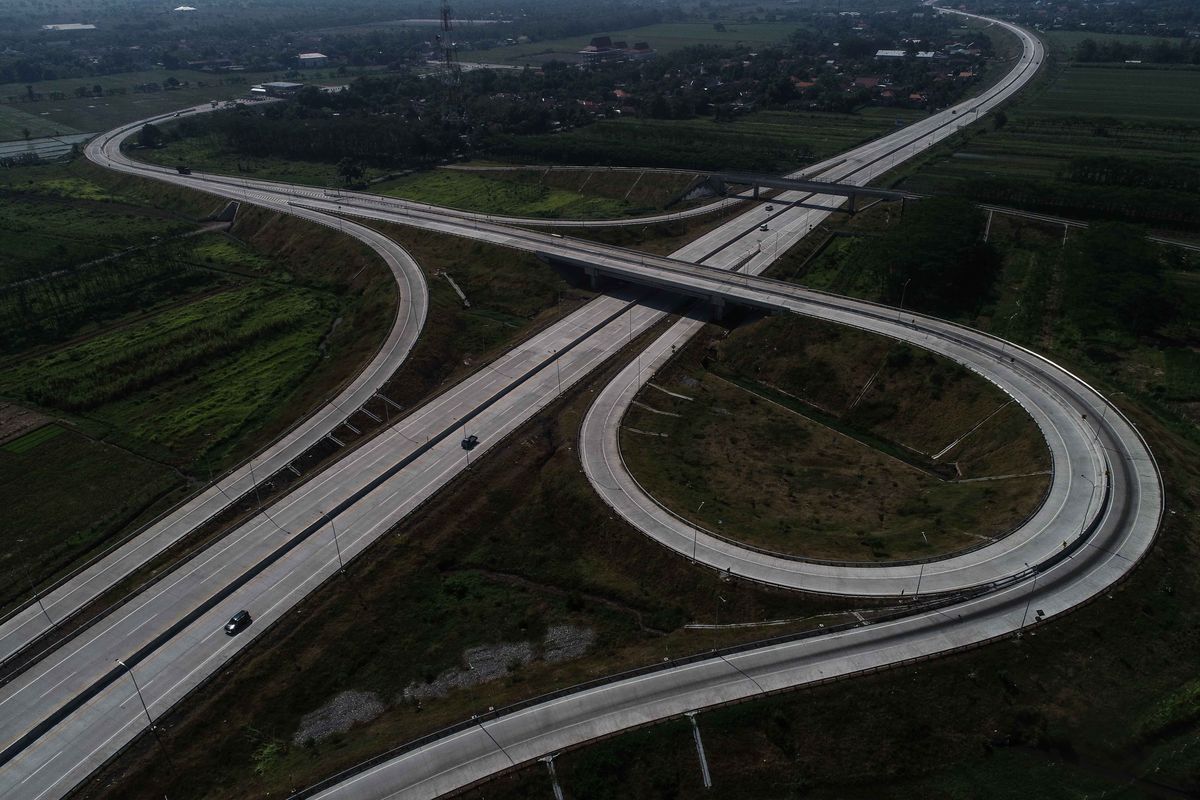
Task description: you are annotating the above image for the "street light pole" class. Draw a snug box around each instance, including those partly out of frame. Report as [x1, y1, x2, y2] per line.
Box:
[329, 516, 344, 572]
[116, 658, 174, 768]
[27, 572, 52, 625]
[1018, 562, 1038, 634]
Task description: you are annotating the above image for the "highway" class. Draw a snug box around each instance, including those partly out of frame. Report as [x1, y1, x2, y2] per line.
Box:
[0, 8, 1163, 800]
[0, 144, 431, 672]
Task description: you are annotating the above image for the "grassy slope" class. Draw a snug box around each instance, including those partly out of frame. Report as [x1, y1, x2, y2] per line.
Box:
[77, 334, 866, 800]
[621, 315, 1049, 561]
[374, 169, 696, 219]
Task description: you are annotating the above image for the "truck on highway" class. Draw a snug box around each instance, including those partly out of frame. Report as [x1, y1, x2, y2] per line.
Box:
[176, 165, 192, 175]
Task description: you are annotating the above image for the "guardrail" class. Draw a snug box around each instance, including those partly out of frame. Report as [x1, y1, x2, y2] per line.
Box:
[285, 470, 1113, 800]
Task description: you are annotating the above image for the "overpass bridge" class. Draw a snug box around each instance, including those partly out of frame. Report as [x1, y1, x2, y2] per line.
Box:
[700, 172, 921, 214]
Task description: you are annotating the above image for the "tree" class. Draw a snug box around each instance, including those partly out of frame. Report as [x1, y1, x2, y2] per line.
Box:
[862, 198, 1000, 316]
[138, 123, 164, 148]
[992, 109, 1007, 130]
[337, 157, 365, 186]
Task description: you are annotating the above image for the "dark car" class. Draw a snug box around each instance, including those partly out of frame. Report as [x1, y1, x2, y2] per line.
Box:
[461, 434, 479, 451]
[224, 610, 252, 635]
[176, 165, 192, 175]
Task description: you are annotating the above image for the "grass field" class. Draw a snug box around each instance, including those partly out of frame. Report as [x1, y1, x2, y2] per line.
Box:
[498, 108, 926, 173]
[136, 132, 704, 215]
[0, 104, 82, 140]
[0, 425, 180, 606]
[0, 70, 284, 134]
[1044, 29, 1190, 54]
[375, 168, 695, 218]
[895, 57, 1200, 228]
[485, 21, 800, 65]
[1025, 65, 1200, 124]
[621, 315, 1049, 561]
[0, 158, 396, 607]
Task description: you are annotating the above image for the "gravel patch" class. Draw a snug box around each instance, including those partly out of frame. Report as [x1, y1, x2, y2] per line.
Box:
[542, 624, 596, 663]
[402, 626, 596, 703]
[293, 690, 385, 744]
[403, 641, 534, 702]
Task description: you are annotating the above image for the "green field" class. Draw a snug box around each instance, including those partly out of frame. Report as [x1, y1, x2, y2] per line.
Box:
[376, 168, 698, 218]
[1, 70, 282, 134]
[1025, 64, 1200, 123]
[486, 21, 800, 65]
[0, 158, 395, 606]
[497, 108, 927, 172]
[0, 104, 81, 140]
[1044, 29, 1190, 55]
[0, 425, 180, 608]
[896, 59, 1200, 228]
[137, 132, 703, 216]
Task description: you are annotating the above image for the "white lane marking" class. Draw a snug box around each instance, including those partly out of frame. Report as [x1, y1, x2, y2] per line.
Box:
[36, 671, 78, 701]
[18, 750, 60, 785]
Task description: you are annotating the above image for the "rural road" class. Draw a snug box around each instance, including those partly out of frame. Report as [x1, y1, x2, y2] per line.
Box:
[0, 9, 1163, 800]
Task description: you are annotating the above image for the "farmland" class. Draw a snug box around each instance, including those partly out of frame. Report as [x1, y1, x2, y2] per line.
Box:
[895, 54, 1200, 229]
[481, 21, 800, 66]
[0, 158, 395, 608]
[0, 68, 332, 135]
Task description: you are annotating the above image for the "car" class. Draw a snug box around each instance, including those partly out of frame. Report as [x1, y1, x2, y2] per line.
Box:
[765, 205, 774, 211]
[759, 224, 769, 231]
[224, 610, 252, 635]
[462, 434, 479, 450]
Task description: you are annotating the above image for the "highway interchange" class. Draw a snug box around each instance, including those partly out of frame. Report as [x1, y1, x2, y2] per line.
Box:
[0, 8, 1165, 800]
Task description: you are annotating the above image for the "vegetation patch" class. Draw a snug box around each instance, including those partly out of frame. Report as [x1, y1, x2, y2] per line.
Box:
[0, 158, 394, 606]
[0, 425, 179, 608]
[0, 423, 64, 454]
[897, 61, 1200, 229]
[495, 109, 924, 173]
[621, 314, 1050, 561]
[78, 352, 862, 800]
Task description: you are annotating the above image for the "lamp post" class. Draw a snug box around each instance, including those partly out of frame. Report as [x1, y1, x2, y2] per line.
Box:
[116, 658, 174, 767]
[1018, 562, 1038, 634]
[25, 569, 52, 625]
[318, 511, 345, 573]
[898, 277, 912, 321]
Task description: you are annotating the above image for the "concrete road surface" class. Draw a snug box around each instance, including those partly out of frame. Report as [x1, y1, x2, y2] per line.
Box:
[0, 11, 1161, 800]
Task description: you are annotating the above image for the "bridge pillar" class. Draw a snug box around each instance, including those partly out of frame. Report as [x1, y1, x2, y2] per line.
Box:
[710, 296, 725, 322]
[584, 265, 599, 289]
[753, 184, 760, 199]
